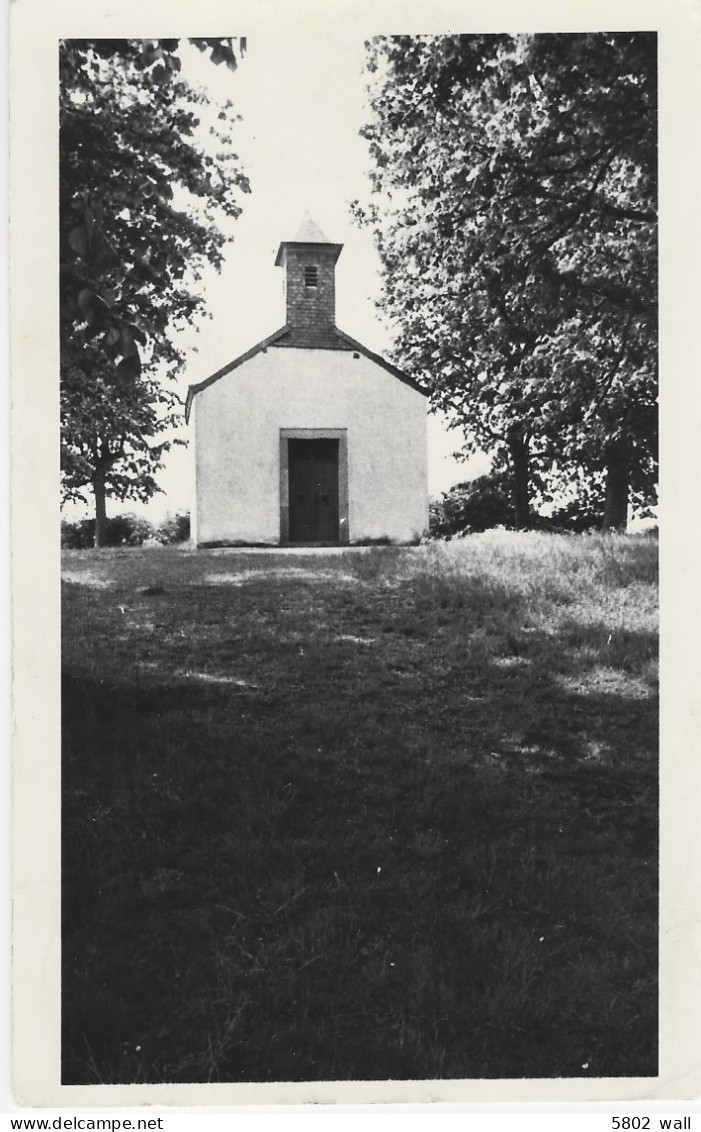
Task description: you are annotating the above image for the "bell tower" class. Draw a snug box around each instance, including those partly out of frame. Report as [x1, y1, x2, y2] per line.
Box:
[275, 213, 343, 348]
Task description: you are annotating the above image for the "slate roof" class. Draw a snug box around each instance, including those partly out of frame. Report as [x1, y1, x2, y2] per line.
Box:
[290, 212, 333, 243]
[274, 211, 343, 266]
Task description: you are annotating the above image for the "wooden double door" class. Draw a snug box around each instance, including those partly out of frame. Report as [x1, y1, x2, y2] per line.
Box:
[288, 438, 340, 544]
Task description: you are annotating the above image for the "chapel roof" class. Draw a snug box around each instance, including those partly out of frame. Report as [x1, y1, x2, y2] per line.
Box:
[186, 214, 427, 422]
[185, 324, 428, 422]
[290, 212, 333, 244]
[274, 211, 343, 266]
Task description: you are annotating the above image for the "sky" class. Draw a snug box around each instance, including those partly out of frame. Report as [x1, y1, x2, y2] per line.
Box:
[64, 33, 491, 523]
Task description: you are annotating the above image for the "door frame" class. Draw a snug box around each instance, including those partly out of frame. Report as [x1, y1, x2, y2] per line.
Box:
[279, 428, 349, 545]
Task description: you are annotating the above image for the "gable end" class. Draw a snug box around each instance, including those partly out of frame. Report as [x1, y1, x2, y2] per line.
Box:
[185, 325, 428, 422]
[185, 326, 288, 422]
[332, 329, 429, 396]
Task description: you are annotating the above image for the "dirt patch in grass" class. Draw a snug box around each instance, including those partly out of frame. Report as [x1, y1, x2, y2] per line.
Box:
[61, 570, 115, 589]
[203, 569, 359, 587]
[62, 533, 658, 1083]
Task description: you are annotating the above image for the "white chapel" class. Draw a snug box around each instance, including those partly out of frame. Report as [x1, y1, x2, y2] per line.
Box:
[186, 215, 429, 547]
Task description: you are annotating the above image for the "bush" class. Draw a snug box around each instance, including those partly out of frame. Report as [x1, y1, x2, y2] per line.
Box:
[429, 472, 620, 538]
[61, 519, 97, 549]
[61, 514, 157, 548]
[430, 472, 514, 538]
[540, 497, 605, 533]
[61, 511, 192, 548]
[156, 512, 191, 545]
[107, 514, 156, 546]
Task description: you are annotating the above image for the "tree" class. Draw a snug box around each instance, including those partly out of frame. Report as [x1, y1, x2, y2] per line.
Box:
[60, 38, 249, 544]
[356, 33, 657, 529]
[61, 345, 179, 536]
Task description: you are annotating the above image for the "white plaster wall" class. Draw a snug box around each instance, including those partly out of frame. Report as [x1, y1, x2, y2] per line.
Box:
[193, 346, 428, 544]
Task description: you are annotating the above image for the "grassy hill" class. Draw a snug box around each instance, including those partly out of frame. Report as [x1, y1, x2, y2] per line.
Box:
[61, 532, 658, 1084]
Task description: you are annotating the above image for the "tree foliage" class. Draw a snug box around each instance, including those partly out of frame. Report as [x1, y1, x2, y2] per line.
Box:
[356, 33, 657, 528]
[430, 471, 513, 537]
[60, 38, 249, 541]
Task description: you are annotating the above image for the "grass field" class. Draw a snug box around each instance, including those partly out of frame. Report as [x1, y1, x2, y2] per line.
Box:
[61, 532, 658, 1084]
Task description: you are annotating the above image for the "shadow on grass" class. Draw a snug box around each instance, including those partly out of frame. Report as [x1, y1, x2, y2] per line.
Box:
[62, 567, 657, 1085]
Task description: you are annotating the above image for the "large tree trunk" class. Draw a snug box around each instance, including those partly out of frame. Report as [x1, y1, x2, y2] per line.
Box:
[507, 425, 530, 531]
[602, 436, 629, 531]
[93, 472, 108, 548]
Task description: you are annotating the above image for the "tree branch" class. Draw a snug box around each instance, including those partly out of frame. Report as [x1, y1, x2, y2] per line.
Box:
[518, 149, 618, 255]
[584, 314, 634, 422]
[593, 197, 657, 224]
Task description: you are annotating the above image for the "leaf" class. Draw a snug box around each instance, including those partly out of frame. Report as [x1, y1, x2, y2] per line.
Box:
[77, 287, 94, 313]
[119, 327, 139, 359]
[69, 227, 88, 257]
[116, 354, 141, 381]
[103, 326, 121, 356]
[92, 233, 119, 271]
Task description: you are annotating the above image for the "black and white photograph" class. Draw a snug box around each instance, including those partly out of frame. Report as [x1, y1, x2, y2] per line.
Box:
[10, 0, 701, 1109]
[55, 27, 660, 1087]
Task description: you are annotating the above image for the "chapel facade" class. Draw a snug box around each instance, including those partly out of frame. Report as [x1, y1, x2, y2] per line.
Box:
[186, 215, 428, 546]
